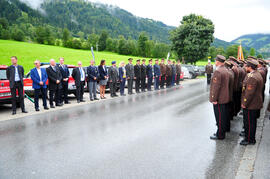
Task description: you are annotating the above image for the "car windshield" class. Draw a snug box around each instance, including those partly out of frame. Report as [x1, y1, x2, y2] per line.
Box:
[0, 69, 7, 80]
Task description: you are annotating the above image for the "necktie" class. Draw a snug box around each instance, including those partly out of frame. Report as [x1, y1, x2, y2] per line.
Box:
[80, 68, 83, 79]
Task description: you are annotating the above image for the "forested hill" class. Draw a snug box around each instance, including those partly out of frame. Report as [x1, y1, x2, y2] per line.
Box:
[0, 0, 174, 43]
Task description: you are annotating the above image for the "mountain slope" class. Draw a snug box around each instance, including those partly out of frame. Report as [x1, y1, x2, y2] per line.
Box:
[231, 34, 270, 53]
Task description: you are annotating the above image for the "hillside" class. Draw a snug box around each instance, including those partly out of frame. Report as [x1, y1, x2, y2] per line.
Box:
[231, 34, 270, 54]
[0, 0, 174, 43]
[211, 38, 233, 49]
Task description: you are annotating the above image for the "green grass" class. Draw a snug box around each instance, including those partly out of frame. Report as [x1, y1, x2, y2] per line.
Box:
[0, 40, 210, 72]
[0, 40, 152, 72]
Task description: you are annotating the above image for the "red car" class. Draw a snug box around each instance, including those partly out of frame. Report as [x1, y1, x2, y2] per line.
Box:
[24, 63, 82, 97]
[0, 65, 22, 105]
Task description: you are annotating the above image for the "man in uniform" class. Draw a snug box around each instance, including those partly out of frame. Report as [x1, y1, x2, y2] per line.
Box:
[209, 55, 230, 140]
[257, 59, 266, 101]
[205, 61, 213, 84]
[176, 60, 182, 85]
[134, 59, 141, 93]
[160, 59, 166, 89]
[166, 60, 172, 88]
[146, 59, 153, 91]
[240, 59, 263, 145]
[108, 61, 119, 97]
[154, 59, 161, 90]
[140, 59, 147, 92]
[171, 61, 176, 86]
[126, 58, 135, 95]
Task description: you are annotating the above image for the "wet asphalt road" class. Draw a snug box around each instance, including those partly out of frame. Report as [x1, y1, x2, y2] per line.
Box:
[0, 79, 246, 179]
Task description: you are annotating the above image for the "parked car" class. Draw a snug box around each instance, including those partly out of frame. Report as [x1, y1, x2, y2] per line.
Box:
[182, 65, 198, 79]
[182, 66, 192, 79]
[0, 65, 23, 106]
[24, 63, 86, 97]
[197, 66, 206, 76]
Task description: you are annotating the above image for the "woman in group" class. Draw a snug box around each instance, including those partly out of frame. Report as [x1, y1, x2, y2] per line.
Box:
[98, 60, 108, 99]
[119, 61, 127, 96]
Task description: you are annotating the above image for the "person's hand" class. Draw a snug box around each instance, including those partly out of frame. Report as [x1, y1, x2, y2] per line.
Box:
[94, 77, 97, 80]
[127, 77, 130, 79]
[134, 77, 136, 79]
[110, 80, 112, 82]
[56, 80, 60, 84]
[105, 76, 108, 79]
[241, 104, 246, 109]
[39, 81, 43, 85]
[212, 101, 217, 105]
[64, 78, 68, 81]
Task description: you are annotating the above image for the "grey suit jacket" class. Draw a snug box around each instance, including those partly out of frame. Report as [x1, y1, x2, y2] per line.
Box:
[108, 66, 119, 83]
[126, 63, 135, 79]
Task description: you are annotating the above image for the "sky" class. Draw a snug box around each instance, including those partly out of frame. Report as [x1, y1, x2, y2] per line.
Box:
[21, 0, 270, 42]
[91, 0, 270, 42]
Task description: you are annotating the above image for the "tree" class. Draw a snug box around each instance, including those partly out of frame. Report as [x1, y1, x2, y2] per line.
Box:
[118, 35, 129, 55]
[138, 32, 148, 57]
[257, 54, 263, 58]
[98, 30, 108, 51]
[11, 29, 25, 41]
[249, 48, 256, 56]
[62, 28, 70, 47]
[170, 14, 215, 64]
[106, 37, 114, 51]
[226, 45, 239, 58]
[88, 33, 99, 50]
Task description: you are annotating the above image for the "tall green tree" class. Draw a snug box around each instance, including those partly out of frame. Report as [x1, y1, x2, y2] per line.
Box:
[62, 28, 70, 47]
[98, 30, 108, 51]
[226, 45, 239, 58]
[249, 48, 256, 56]
[138, 32, 148, 57]
[170, 14, 215, 64]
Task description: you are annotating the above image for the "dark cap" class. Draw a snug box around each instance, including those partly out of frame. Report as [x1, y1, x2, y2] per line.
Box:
[225, 60, 233, 68]
[112, 61, 116, 64]
[258, 59, 264, 65]
[216, 55, 226, 63]
[237, 60, 244, 64]
[248, 56, 257, 60]
[229, 56, 237, 62]
[246, 58, 258, 68]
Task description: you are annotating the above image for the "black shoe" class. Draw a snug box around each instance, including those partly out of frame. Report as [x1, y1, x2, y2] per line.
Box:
[240, 140, 249, 146]
[65, 102, 71, 104]
[94, 98, 99, 100]
[80, 100, 86, 102]
[22, 110, 28, 113]
[50, 105, 55, 108]
[239, 132, 245, 137]
[12, 111, 16, 115]
[210, 135, 224, 140]
[56, 103, 63, 107]
[44, 106, 49, 110]
[77, 100, 80, 103]
[35, 108, 40, 112]
[90, 99, 94, 101]
[114, 95, 119, 97]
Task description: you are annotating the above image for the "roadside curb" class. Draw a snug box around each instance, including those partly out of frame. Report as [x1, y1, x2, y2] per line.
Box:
[235, 108, 266, 179]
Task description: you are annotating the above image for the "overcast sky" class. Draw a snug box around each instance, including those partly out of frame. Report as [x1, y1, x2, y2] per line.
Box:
[92, 0, 270, 42]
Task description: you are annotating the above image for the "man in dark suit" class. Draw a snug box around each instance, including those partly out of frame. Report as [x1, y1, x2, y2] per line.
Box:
[154, 59, 161, 90]
[126, 58, 135, 95]
[87, 60, 99, 101]
[134, 59, 141, 93]
[146, 59, 153, 91]
[108, 61, 119, 97]
[30, 60, 49, 111]
[72, 61, 86, 103]
[6, 56, 28, 115]
[58, 57, 70, 104]
[46, 59, 63, 108]
[140, 59, 147, 92]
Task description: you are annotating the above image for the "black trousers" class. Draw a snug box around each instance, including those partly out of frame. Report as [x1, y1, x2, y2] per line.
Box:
[110, 81, 117, 96]
[127, 79, 133, 94]
[226, 102, 234, 131]
[213, 104, 228, 139]
[147, 76, 153, 91]
[243, 109, 260, 142]
[60, 82, 69, 103]
[141, 77, 146, 92]
[160, 75, 166, 88]
[176, 73, 180, 85]
[49, 85, 61, 106]
[10, 82, 25, 112]
[34, 88, 47, 109]
[76, 82, 84, 101]
[207, 74, 212, 84]
[135, 78, 141, 93]
[166, 75, 172, 88]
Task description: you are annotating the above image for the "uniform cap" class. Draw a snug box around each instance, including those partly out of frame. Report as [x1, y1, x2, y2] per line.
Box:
[248, 56, 257, 60]
[229, 56, 237, 62]
[215, 55, 226, 63]
[112, 61, 116, 64]
[246, 58, 258, 68]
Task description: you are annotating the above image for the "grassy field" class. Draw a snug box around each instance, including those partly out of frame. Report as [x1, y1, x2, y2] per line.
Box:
[0, 40, 209, 72]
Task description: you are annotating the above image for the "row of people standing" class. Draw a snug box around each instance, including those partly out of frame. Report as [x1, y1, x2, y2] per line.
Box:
[209, 55, 268, 146]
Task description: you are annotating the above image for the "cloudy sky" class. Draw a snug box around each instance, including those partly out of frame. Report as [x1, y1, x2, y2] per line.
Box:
[21, 0, 270, 42]
[92, 0, 270, 42]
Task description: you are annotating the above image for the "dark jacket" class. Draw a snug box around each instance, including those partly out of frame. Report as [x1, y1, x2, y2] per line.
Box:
[30, 68, 48, 89]
[46, 65, 62, 90]
[6, 65, 24, 88]
[119, 67, 126, 81]
[146, 64, 153, 78]
[108, 66, 119, 83]
[58, 64, 70, 84]
[87, 65, 99, 82]
[98, 65, 107, 80]
[134, 64, 141, 78]
[72, 67, 86, 87]
[126, 63, 135, 79]
[176, 64, 182, 74]
[141, 64, 147, 78]
[154, 64, 161, 77]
